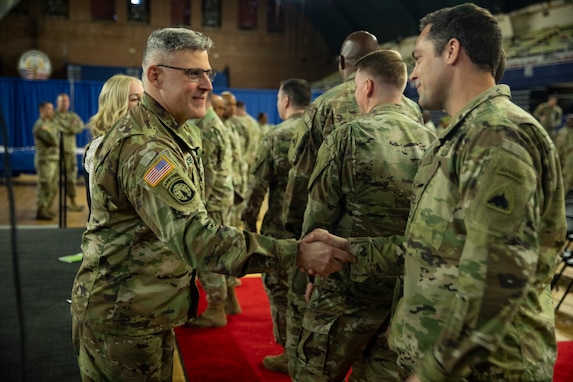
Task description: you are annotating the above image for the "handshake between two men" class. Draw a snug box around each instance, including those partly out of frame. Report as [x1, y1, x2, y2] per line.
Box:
[296, 229, 356, 277]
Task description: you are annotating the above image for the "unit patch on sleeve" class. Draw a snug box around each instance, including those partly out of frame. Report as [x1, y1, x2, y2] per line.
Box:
[485, 183, 514, 214]
[168, 178, 195, 203]
[144, 156, 174, 187]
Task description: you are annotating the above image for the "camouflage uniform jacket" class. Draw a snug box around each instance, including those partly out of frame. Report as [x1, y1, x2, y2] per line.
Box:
[224, 116, 249, 201]
[236, 114, 262, 166]
[33, 117, 60, 161]
[242, 113, 302, 239]
[195, 106, 234, 213]
[54, 110, 84, 154]
[284, 73, 423, 237]
[301, 103, 435, 299]
[71, 93, 296, 335]
[555, 125, 573, 191]
[348, 85, 566, 381]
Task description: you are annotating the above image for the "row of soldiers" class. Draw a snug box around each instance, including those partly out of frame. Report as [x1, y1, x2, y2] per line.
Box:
[187, 30, 439, 380]
[192, 26, 571, 381]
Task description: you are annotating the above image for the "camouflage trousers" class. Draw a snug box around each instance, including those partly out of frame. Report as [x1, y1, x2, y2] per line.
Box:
[262, 270, 289, 346]
[196, 271, 239, 304]
[35, 157, 59, 209]
[72, 318, 175, 382]
[63, 151, 78, 198]
[286, 269, 309, 376]
[292, 274, 399, 382]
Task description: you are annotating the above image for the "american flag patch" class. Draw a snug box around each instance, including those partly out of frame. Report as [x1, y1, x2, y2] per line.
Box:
[144, 157, 174, 187]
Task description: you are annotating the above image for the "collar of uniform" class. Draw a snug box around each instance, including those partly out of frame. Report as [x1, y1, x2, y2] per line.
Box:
[140, 92, 202, 150]
[287, 111, 304, 120]
[369, 102, 405, 116]
[438, 84, 511, 140]
[141, 92, 182, 132]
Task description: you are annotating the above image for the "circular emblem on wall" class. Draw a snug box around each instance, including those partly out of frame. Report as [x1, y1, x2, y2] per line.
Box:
[17, 50, 52, 80]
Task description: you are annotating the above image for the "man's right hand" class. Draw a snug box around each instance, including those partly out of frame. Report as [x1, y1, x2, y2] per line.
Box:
[296, 229, 355, 277]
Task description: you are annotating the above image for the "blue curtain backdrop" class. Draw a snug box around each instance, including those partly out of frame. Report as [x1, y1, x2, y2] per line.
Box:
[0, 77, 323, 150]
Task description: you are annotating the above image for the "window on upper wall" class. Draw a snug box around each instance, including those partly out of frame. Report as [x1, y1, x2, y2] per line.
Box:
[266, 0, 284, 33]
[91, 0, 116, 21]
[171, 0, 191, 26]
[128, 0, 149, 23]
[202, 0, 220, 28]
[238, 0, 258, 30]
[42, 0, 68, 17]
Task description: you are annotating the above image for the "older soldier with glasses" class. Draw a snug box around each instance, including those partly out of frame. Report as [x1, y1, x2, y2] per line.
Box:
[71, 27, 354, 381]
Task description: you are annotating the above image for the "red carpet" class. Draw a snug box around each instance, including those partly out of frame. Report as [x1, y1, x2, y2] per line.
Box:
[176, 276, 573, 381]
[175, 276, 291, 381]
[555, 341, 573, 382]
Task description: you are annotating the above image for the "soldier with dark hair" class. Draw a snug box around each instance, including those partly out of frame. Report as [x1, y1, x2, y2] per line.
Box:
[298, 4, 565, 381]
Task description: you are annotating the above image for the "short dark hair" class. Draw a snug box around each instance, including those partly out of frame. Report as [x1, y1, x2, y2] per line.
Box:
[38, 101, 50, 110]
[355, 50, 407, 90]
[420, 3, 502, 77]
[280, 78, 311, 109]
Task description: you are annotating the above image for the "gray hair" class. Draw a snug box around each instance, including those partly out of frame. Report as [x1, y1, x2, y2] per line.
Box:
[142, 28, 213, 68]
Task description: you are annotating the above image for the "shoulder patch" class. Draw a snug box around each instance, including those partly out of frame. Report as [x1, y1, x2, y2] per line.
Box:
[168, 178, 195, 203]
[485, 184, 514, 214]
[144, 156, 175, 187]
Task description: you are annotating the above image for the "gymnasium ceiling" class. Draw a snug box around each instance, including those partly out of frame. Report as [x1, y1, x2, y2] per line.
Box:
[291, 0, 545, 54]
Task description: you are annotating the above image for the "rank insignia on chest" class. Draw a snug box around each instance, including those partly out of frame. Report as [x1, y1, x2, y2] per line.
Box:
[144, 156, 174, 187]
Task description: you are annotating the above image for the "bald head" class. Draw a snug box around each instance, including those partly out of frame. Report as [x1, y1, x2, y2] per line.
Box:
[339, 31, 379, 80]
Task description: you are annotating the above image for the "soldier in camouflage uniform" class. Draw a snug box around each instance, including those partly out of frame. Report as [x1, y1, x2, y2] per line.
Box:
[32, 101, 59, 220]
[284, 31, 423, 238]
[283, 30, 423, 376]
[533, 95, 562, 139]
[294, 50, 436, 382]
[237, 99, 262, 164]
[298, 4, 566, 382]
[187, 92, 242, 329]
[53, 93, 85, 211]
[555, 114, 573, 194]
[70, 28, 355, 382]
[242, 78, 311, 374]
[221, 91, 250, 228]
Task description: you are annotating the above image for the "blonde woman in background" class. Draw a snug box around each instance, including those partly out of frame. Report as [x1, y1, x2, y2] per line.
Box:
[84, 74, 144, 210]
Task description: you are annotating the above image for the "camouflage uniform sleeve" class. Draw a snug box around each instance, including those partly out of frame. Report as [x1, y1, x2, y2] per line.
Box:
[33, 121, 59, 146]
[348, 236, 404, 281]
[242, 133, 273, 232]
[201, 128, 221, 201]
[119, 140, 297, 277]
[417, 135, 542, 380]
[55, 112, 84, 134]
[283, 102, 331, 237]
[301, 127, 347, 236]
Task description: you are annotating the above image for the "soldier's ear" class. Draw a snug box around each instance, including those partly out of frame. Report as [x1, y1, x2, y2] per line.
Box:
[366, 78, 374, 97]
[147, 65, 162, 87]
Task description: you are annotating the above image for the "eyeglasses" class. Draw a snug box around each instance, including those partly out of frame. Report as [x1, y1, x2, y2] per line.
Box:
[157, 64, 217, 82]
